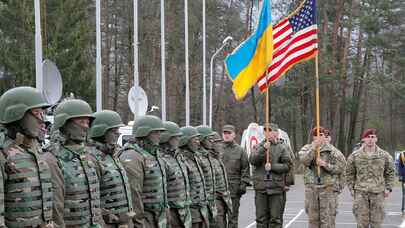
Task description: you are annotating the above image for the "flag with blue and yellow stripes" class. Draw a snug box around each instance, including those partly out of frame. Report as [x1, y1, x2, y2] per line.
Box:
[225, 0, 273, 100]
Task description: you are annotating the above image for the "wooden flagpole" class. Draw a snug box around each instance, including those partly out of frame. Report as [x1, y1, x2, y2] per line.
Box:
[315, 54, 321, 183]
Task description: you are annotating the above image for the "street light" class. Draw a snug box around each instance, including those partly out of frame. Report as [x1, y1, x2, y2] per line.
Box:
[209, 36, 233, 128]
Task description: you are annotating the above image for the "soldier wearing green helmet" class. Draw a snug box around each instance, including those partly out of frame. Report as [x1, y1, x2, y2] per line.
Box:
[88, 110, 135, 228]
[118, 115, 167, 228]
[201, 128, 232, 228]
[195, 126, 217, 226]
[159, 121, 192, 228]
[41, 99, 104, 227]
[0, 86, 54, 228]
[179, 126, 209, 228]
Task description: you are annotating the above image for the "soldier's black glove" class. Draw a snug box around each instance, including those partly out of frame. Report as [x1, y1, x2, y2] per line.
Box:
[239, 183, 247, 195]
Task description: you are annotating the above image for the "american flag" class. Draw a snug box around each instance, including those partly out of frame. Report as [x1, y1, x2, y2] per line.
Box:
[257, 0, 318, 91]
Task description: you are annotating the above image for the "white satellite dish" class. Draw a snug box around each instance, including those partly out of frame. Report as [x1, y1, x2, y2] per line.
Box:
[42, 59, 63, 105]
[128, 86, 148, 117]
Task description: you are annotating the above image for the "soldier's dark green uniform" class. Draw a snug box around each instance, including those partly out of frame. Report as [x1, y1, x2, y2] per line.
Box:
[89, 110, 135, 227]
[160, 121, 192, 228]
[221, 125, 250, 228]
[210, 132, 232, 228]
[179, 127, 209, 228]
[118, 115, 167, 228]
[249, 124, 292, 228]
[196, 126, 217, 226]
[0, 87, 53, 228]
[42, 99, 104, 227]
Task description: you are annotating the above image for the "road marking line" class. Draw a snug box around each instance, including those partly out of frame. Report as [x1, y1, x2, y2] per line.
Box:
[245, 221, 256, 228]
[290, 220, 401, 226]
[284, 209, 304, 228]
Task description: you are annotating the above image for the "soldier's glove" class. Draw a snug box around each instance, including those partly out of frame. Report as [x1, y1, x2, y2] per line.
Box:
[103, 214, 120, 223]
[238, 183, 247, 195]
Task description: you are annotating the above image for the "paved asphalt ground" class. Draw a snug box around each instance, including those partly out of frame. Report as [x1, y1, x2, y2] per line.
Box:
[238, 175, 404, 228]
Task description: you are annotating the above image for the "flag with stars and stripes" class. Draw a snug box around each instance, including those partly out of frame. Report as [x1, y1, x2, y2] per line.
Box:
[257, 0, 318, 91]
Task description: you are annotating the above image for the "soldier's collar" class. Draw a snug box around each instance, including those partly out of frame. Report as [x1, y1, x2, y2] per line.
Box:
[64, 143, 86, 155]
[15, 132, 38, 149]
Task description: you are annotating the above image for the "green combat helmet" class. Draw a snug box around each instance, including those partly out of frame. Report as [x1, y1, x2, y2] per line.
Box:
[196, 125, 216, 139]
[212, 132, 223, 142]
[160, 121, 182, 144]
[0, 86, 50, 124]
[179, 126, 200, 147]
[89, 110, 124, 138]
[53, 99, 95, 131]
[132, 115, 165, 138]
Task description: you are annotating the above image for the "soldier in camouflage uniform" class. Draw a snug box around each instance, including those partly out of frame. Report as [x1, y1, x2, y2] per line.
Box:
[89, 110, 135, 227]
[249, 123, 292, 228]
[196, 126, 217, 226]
[179, 126, 209, 228]
[221, 125, 249, 228]
[324, 129, 346, 228]
[159, 121, 192, 228]
[118, 115, 167, 228]
[211, 132, 232, 228]
[346, 128, 395, 228]
[299, 127, 346, 228]
[42, 99, 104, 227]
[0, 87, 53, 228]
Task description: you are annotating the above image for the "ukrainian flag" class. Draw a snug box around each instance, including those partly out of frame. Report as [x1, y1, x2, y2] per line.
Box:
[225, 0, 273, 100]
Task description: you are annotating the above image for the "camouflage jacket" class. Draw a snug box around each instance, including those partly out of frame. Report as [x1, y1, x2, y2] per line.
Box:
[89, 141, 134, 225]
[222, 141, 250, 197]
[118, 141, 167, 228]
[42, 142, 103, 228]
[0, 133, 52, 227]
[346, 146, 395, 193]
[329, 144, 346, 193]
[0, 133, 53, 228]
[299, 143, 346, 187]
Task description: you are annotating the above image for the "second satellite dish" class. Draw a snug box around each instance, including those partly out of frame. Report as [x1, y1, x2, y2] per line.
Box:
[128, 86, 148, 117]
[42, 59, 63, 105]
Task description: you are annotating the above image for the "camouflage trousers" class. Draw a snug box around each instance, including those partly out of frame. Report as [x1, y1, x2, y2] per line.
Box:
[168, 208, 192, 228]
[254, 191, 286, 228]
[144, 210, 167, 228]
[329, 191, 340, 228]
[190, 206, 209, 228]
[210, 199, 228, 228]
[103, 219, 133, 228]
[353, 191, 385, 228]
[304, 186, 335, 228]
[228, 197, 240, 228]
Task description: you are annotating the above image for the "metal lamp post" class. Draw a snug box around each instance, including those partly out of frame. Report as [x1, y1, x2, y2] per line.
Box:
[209, 36, 233, 128]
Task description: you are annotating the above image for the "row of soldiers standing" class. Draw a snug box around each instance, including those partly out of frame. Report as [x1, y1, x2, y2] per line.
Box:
[297, 127, 396, 228]
[247, 123, 396, 228]
[0, 86, 250, 228]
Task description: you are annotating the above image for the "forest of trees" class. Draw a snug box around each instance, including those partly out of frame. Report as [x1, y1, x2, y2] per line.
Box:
[0, 0, 404, 155]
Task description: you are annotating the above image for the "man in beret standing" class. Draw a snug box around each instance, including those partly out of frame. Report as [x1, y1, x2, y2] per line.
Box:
[346, 128, 395, 228]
